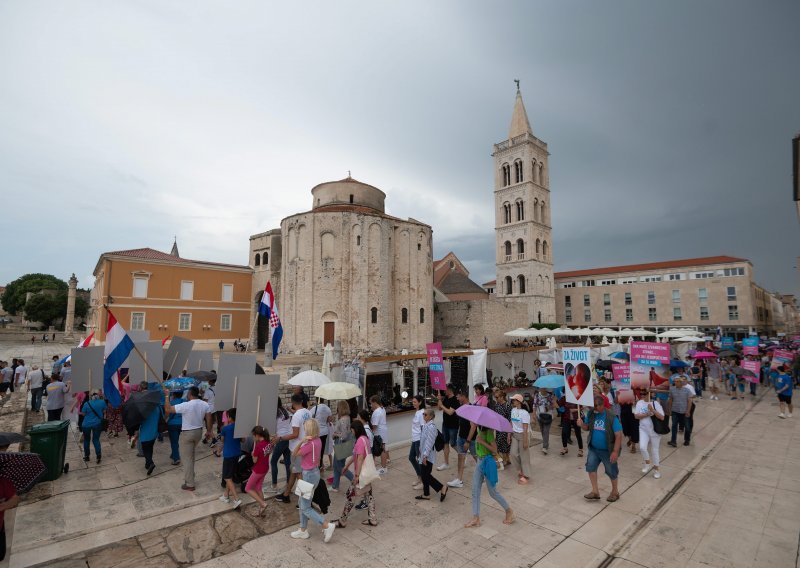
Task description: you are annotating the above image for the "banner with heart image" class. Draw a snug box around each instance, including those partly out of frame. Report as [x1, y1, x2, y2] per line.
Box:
[562, 347, 594, 406]
[630, 341, 670, 389]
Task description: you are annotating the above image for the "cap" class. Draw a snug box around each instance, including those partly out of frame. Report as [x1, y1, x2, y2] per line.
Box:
[510, 394, 524, 403]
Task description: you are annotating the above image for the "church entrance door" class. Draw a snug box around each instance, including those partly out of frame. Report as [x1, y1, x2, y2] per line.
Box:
[323, 322, 335, 347]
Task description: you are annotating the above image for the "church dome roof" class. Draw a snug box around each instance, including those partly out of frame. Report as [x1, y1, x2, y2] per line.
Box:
[311, 176, 386, 213]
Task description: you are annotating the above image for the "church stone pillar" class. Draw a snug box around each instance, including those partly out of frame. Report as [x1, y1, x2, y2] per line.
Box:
[64, 273, 78, 339]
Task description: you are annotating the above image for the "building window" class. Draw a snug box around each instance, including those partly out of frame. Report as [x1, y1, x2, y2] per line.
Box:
[728, 305, 739, 320]
[370, 307, 378, 324]
[584, 309, 591, 322]
[349, 194, 354, 204]
[565, 308, 572, 323]
[516, 239, 525, 260]
[584, 294, 591, 307]
[131, 312, 145, 330]
[723, 267, 745, 277]
[518, 275, 526, 294]
[504, 241, 512, 262]
[672, 289, 680, 303]
[535, 239, 541, 258]
[254, 253, 260, 266]
[220, 314, 232, 331]
[625, 308, 633, 322]
[667, 273, 683, 281]
[600, 279, 617, 286]
[698, 288, 708, 304]
[419, 308, 425, 324]
[356, 235, 362, 246]
[542, 241, 549, 260]
[673, 307, 682, 321]
[648, 307, 657, 321]
[727, 286, 736, 301]
[603, 293, 610, 306]
[624, 292, 632, 305]
[416, 242, 420, 251]
[621, 278, 637, 284]
[700, 306, 709, 321]
[516, 200, 524, 221]
[401, 308, 408, 324]
[503, 202, 512, 224]
[133, 277, 148, 299]
[178, 313, 191, 331]
[581, 280, 595, 287]
[640, 276, 662, 283]
[564, 295, 571, 308]
[562, 282, 575, 288]
[502, 164, 511, 187]
[505, 276, 513, 295]
[180, 281, 194, 301]
[693, 271, 714, 279]
[604, 309, 612, 322]
[647, 291, 655, 304]
[263, 252, 268, 265]
[222, 284, 233, 302]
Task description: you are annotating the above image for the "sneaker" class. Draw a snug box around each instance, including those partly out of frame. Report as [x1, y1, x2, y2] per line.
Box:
[290, 529, 309, 539]
[172, 460, 181, 466]
[83, 455, 90, 462]
[323, 522, 336, 543]
[653, 471, 662, 479]
[329, 487, 339, 493]
[683, 440, 690, 446]
[355, 500, 368, 510]
[219, 495, 231, 503]
[181, 484, 195, 491]
[641, 464, 652, 474]
[275, 494, 290, 503]
[447, 479, 463, 488]
[779, 413, 786, 419]
[377, 468, 387, 475]
[412, 482, 423, 490]
[667, 441, 677, 447]
[788, 413, 793, 418]
[436, 463, 450, 471]
[232, 499, 242, 510]
[264, 485, 280, 494]
[542, 449, 548, 455]
[147, 463, 156, 476]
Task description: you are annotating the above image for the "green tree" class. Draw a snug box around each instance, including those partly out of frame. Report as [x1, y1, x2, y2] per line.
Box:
[1, 274, 67, 315]
[23, 294, 65, 328]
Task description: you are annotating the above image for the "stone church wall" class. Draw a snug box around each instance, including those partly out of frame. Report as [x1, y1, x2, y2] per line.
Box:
[434, 299, 530, 350]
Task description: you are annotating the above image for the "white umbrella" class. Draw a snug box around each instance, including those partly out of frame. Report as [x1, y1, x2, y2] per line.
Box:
[314, 382, 361, 400]
[504, 328, 530, 337]
[657, 329, 701, 339]
[629, 328, 657, 337]
[672, 336, 704, 343]
[288, 370, 331, 387]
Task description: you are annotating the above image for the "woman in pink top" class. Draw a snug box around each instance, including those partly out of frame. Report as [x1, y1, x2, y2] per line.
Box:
[474, 384, 489, 407]
[289, 419, 335, 543]
[333, 419, 378, 527]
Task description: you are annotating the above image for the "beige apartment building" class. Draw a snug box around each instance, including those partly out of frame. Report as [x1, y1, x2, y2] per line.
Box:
[554, 256, 781, 337]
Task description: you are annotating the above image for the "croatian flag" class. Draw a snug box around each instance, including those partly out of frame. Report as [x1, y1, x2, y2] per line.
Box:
[57, 332, 95, 365]
[103, 310, 135, 407]
[258, 282, 283, 360]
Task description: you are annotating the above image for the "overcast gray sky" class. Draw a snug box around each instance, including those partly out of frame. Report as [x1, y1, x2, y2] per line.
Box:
[1, 1, 798, 295]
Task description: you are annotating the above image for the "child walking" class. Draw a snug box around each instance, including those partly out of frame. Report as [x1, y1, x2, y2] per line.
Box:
[218, 408, 242, 509]
[246, 425, 273, 517]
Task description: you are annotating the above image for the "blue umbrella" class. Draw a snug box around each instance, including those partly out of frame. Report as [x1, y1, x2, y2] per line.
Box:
[534, 375, 565, 389]
[670, 359, 690, 368]
[163, 377, 198, 390]
[609, 351, 629, 360]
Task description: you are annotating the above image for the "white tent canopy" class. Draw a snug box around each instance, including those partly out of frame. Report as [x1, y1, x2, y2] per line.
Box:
[672, 336, 705, 343]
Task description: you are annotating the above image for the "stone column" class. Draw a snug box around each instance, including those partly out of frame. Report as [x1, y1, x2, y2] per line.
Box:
[64, 273, 77, 339]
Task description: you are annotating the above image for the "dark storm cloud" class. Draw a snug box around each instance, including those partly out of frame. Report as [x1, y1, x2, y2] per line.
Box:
[0, 1, 797, 294]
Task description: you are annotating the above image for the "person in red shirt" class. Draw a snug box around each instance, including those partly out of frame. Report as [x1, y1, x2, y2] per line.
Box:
[0, 476, 19, 561]
[245, 425, 273, 517]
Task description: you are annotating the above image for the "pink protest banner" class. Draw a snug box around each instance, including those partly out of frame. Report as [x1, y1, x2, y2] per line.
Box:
[741, 360, 760, 383]
[426, 342, 447, 391]
[612, 363, 634, 403]
[630, 341, 670, 389]
[742, 337, 759, 356]
[770, 349, 795, 371]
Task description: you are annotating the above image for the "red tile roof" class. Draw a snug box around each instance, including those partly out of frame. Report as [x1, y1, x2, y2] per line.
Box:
[103, 248, 250, 270]
[482, 280, 496, 287]
[554, 256, 748, 279]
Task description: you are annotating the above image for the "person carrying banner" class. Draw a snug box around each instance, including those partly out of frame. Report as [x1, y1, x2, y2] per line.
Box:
[578, 394, 622, 502]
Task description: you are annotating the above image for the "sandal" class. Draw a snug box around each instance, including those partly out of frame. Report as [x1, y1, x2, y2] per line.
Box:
[517, 477, 529, 485]
[440, 487, 448, 502]
[464, 518, 481, 528]
[560, 448, 568, 456]
[584, 492, 601, 500]
[578, 449, 584, 457]
[415, 495, 431, 500]
[503, 510, 515, 525]
[361, 520, 378, 526]
[606, 493, 620, 502]
[333, 520, 346, 528]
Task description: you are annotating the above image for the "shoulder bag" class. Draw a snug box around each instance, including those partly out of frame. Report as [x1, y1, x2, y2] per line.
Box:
[358, 437, 381, 488]
[87, 401, 109, 432]
[650, 401, 670, 435]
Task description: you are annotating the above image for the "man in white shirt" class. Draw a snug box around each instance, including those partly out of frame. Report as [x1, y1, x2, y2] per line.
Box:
[0, 362, 13, 399]
[164, 386, 210, 491]
[275, 394, 311, 504]
[312, 401, 332, 470]
[26, 365, 45, 412]
[14, 360, 28, 388]
[370, 396, 389, 475]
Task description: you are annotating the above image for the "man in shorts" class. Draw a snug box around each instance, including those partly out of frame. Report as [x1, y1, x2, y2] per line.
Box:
[776, 366, 793, 418]
[447, 390, 476, 489]
[578, 395, 623, 502]
[275, 393, 311, 503]
[436, 383, 460, 470]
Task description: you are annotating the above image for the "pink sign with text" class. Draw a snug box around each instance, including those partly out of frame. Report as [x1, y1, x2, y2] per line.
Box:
[741, 360, 760, 383]
[770, 350, 795, 371]
[630, 341, 671, 389]
[426, 342, 447, 391]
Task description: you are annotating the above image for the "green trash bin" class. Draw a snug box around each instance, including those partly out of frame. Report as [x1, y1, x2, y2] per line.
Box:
[28, 420, 71, 481]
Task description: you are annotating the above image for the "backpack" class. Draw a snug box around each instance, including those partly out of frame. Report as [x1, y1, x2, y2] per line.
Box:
[371, 434, 384, 457]
[434, 429, 445, 452]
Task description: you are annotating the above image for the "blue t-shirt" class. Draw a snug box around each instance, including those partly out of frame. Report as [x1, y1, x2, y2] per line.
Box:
[221, 423, 241, 458]
[775, 374, 793, 396]
[167, 398, 185, 426]
[590, 411, 621, 451]
[81, 399, 107, 429]
[139, 384, 165, 442]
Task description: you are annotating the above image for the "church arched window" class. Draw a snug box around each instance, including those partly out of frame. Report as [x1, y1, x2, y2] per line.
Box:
[419, 308, 425, 324]
[254, 253, 260, 266]
[516, 199, 524, 221]
[514, 160, 523, 183]
[401, 308, 408, 324]
[504, 241, 512, 261]
[533, 198, 539, 222]
[542, 240, 549, 260]
[535, 238, 541, 257]
[516, 239, 525, 260]
[371, 307, 378, 324]
[518, 275, 526, 294]
[539, 163, 545, 186]
[501, 163, 511, 187]
[505, 276, 513, 295]
[503, 202, 511, 224]
[540, 201, 546, 224]
[532, 159, 539, 184]
[263, 252, 268, 265]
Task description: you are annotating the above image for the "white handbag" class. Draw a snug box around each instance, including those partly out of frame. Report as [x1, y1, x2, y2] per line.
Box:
[294, 479, 315, 500]
[358, 453, 381, 488]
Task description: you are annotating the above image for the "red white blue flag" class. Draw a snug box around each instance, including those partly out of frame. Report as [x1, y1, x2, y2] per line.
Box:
[103, 310, 135, 407]
[258, 282, 283, 360]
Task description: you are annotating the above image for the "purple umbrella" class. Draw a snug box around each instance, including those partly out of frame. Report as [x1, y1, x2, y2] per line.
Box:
[455, 405, 513, 432]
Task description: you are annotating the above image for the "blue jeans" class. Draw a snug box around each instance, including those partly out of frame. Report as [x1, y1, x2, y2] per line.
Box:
[443, 426, 459, 447]
[299, 467, 325, 529]
[693, 378, 703, 397]
[585, 446, 618, 480]
[168, 425, 181, 462]
[408, 440, 421, 478]
[332, 440, 353, 490]
[83, 426, 102, 458]
[472, 457, 509, 517]
[670, 412, 691, 444]
[30, 387, 43, 412]
[270, 440, 291, 486]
